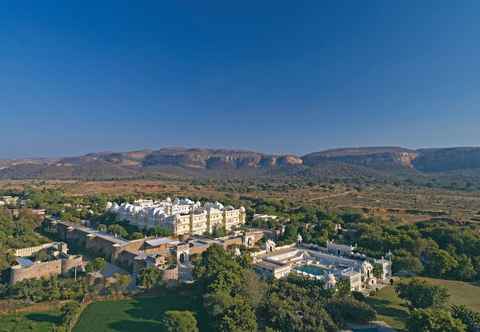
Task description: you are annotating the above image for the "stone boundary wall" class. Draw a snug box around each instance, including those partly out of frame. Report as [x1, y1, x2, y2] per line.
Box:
[10, 260, 62, 285]
[9, 256, 83, 285]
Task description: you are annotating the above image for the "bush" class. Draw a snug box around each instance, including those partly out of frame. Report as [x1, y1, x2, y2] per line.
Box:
[407, 308, 466, 332]
[326, 297, 376, 326]
[395, 279, 449, 309]
[163, 310, 199, 332]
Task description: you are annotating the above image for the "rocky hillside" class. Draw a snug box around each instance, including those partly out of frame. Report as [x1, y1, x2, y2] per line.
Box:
[302, 147, 418, 169]
[413, 148, 480, 172]
[2, 146, 480, 183]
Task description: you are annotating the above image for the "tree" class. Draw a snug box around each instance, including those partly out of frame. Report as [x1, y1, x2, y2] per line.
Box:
[138, 267, 162, 289]
[112, 273, 131, 295]
[238, 270, 267, 309]
[194, 244, 244, 293]
[108, 224, 128, 238]
[336, 278, 351, 298]
[85, 257, 106, 273]
[395, 279, 449, 309]
[130, 232, 144, 240]
[452, 255, 476, 281]
[194, 245, 261, 331]
[212, 226, 226, 238]
[407, 308, 466, 332]
[451, 305, 480, 332]
[204, 290, 235, 319]
[149, 226, 172, 237]
[280, 224, 298, 244]
[393, 251, 424, 275]
[262, 279, 338, 332]
[163, 310, 199, 332]
[424, 249, 458, 278]
[219, 296, 257, 332]
[97, 224, 107, 232]
[33, 249, 49, 262]
[60, 301, 82, 331]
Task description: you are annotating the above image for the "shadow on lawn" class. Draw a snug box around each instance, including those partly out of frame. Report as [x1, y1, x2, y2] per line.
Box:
[109, 320, 162, 332]
[367, 297, 409, 321]
[25, 312, 62, 325]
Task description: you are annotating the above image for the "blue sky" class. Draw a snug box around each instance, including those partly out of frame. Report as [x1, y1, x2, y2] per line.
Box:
[1, 1, 479, 158]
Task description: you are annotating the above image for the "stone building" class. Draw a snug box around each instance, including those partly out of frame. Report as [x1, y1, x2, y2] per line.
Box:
[9, 242, 83, 285]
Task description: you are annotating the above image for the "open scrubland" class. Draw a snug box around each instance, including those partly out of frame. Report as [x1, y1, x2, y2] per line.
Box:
[2, 179, 479, 223]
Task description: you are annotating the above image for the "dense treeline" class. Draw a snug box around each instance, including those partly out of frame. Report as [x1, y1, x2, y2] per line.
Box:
[342, 215, 480, 281]
[194, 244, 377, 332]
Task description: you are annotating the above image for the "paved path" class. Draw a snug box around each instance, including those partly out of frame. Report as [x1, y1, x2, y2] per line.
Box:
[344, 321, 396, 332]
[309, 191, 354, 201]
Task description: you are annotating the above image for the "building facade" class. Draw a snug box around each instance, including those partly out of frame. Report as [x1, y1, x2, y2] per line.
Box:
[106, 198, 246, 236]
[253, 240, 392, 293]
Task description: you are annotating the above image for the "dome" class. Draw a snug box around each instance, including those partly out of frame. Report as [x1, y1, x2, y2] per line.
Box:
[327, 273, 336, 283]
[325, 273, 337, 288]
[153, 207, 164, 216]
[362, 261, 373, 273]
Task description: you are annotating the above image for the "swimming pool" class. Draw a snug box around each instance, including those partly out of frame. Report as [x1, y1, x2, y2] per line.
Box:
[295, 264, 326, 276]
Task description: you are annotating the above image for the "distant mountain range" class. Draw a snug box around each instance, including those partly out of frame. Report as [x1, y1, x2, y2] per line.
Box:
[2, 147, 480, 187]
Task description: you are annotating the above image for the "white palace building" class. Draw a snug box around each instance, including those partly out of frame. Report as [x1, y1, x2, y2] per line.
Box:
[253, 237, 392, 293]
[106, 198, 246, 236]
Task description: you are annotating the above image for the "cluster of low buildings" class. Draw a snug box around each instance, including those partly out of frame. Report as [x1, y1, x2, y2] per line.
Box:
[253, 237, 392, 292]
[42, 219, 264, 283]
[106, 198, 246, 236]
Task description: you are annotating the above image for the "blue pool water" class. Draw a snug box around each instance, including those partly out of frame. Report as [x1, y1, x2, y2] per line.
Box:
[296, 265, 326, 276]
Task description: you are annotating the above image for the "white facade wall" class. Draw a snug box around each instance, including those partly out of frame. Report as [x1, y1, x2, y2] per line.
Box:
[107, 198, 245, 236]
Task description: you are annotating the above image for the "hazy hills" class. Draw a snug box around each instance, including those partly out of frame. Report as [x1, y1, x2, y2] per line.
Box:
[2, 147, 480, 188]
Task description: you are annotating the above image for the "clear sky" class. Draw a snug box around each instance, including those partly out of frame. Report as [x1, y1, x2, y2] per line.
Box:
[1, 1, 479, 158]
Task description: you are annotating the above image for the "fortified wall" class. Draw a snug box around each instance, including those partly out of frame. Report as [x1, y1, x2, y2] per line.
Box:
[9, 255, 83, 285]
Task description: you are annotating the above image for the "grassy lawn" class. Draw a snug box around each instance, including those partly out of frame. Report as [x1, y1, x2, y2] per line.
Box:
[0, 311, 62, 332]
[73, 287, 210, 332]
[366, 277, 480, 331]
[417, 277, 480, 312]
[366, 286, 410, 331]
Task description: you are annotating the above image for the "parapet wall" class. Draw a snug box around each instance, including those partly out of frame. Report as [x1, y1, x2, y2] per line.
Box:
[10, 260, 62, 285]
[9, 256, 83, 285]
[61, 256, 84, 274]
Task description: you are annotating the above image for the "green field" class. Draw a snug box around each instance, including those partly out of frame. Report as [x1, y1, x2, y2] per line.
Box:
[417, 277, 480, 312]
[366, 286, 410, 331]
[73, 288, 210, 332]
[0, 311, 61, 332]
[366, 277, 480, 331]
